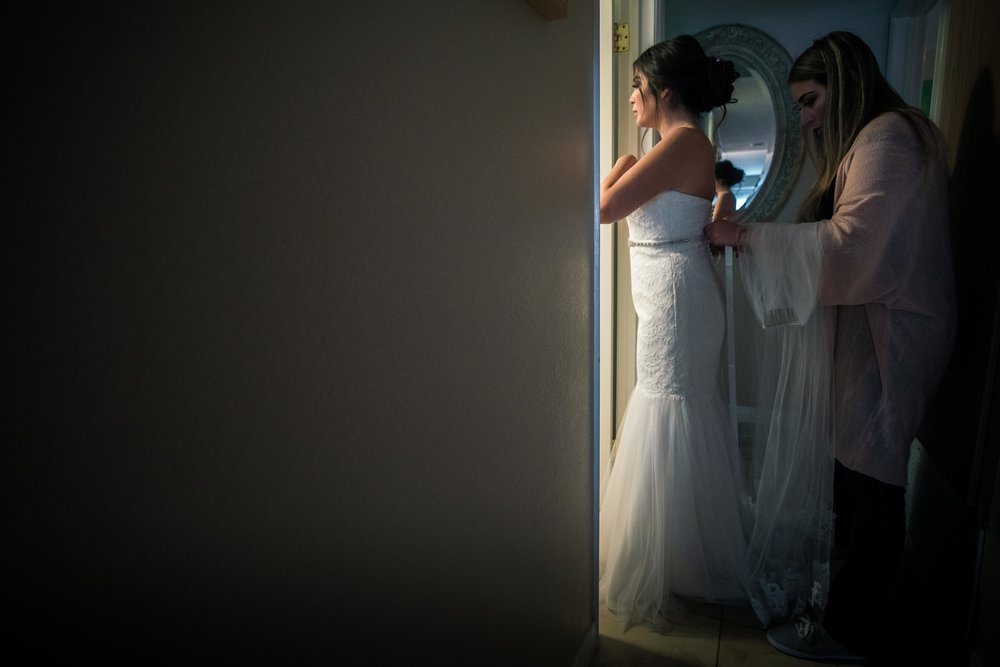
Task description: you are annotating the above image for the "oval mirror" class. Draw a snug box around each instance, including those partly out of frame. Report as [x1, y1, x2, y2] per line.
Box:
[695, 24, 804, 222]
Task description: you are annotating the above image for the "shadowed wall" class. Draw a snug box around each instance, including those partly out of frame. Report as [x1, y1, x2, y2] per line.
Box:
[11, 2, 597, 663]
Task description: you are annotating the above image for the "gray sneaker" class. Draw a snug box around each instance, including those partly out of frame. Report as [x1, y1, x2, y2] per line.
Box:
[766, 615, 867, 662]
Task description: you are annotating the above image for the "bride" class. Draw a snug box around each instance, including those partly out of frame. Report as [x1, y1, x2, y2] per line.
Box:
[598, 34, 747, 629]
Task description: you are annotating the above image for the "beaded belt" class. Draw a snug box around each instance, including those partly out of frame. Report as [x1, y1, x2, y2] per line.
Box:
[627, 237, 693, 247]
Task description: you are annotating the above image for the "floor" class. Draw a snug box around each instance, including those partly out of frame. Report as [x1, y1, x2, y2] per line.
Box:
[589, 598, 860, 667]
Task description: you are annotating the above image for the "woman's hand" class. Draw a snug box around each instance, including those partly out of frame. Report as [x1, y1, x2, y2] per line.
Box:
[705, 217, 746, 248]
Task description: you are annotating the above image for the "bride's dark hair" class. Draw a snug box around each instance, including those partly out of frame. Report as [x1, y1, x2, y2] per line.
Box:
[633, 35, 738, 116]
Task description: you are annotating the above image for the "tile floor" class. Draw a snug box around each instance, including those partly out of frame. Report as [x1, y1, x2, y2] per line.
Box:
[590, 598, 860, 667]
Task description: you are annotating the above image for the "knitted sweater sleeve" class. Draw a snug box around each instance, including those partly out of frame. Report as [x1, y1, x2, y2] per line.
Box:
[817, 112, 945, 314]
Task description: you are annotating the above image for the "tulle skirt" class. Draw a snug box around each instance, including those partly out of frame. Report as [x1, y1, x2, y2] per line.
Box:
[599, 384, 750, 629]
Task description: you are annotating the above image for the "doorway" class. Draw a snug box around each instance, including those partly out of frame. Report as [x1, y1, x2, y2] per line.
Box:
[598, 0, 663, 503]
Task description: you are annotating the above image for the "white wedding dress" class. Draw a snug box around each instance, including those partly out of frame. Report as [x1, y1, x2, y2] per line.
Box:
[599, 190, 750, 629]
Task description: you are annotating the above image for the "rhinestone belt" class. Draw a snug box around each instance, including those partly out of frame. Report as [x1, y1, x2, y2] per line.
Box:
[627, 237, 693, 247]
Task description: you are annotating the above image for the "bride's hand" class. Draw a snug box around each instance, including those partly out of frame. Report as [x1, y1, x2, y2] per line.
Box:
[614, 154, 638, 171]
[601, 154, 639, 194]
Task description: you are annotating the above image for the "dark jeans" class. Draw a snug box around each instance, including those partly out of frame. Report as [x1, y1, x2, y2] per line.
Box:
[824, 460, 906, 655]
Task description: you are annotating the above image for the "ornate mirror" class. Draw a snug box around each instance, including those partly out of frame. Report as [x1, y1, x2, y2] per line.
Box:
[695, 24, 804, 222]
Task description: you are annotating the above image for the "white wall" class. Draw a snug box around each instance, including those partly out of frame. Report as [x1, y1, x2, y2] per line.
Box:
[662, 0, 897, 74]
[11, 2, 598, 663]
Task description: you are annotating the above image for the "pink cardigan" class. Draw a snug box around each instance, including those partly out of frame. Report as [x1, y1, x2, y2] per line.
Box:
[820, 112, 955, 486]
[741, 111, 955, 486]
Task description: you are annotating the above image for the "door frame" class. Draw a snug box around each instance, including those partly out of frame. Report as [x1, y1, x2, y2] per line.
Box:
[598, 0, 663, 502]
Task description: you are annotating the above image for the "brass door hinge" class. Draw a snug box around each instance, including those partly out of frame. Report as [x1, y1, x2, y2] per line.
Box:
[614, 22, 630, 53]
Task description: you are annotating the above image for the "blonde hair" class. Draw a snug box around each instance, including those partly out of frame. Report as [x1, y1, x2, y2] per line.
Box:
[789, 32, 937, 221]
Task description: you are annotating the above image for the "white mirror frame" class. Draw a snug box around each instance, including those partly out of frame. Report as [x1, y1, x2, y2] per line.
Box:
[695, 24, 804, 222]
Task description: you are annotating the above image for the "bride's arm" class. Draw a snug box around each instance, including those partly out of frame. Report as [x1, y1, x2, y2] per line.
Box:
[599, 128, 711, 224]
[712, 191, 736, 222]
[599, 154, 638, 224]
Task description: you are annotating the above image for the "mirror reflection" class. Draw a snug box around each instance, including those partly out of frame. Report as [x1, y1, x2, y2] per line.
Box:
[710, 61, 776, 210]
[695, 24, 803, 223]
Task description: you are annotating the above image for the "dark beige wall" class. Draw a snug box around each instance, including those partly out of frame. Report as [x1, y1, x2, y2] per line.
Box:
[921, 0, 1000, 501]
[12, 2, 597, 663]
[919, 1, 1000, 664]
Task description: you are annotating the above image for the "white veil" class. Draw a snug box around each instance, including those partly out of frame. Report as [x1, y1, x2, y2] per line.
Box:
[737, 221, 837, 627]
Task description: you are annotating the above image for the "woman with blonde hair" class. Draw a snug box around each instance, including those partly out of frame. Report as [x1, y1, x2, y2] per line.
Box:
[708, 31, 955, 662]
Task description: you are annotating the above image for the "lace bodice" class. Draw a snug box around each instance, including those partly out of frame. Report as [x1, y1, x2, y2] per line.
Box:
[626, 189, 712, 245]
[626, 190, 720, 398]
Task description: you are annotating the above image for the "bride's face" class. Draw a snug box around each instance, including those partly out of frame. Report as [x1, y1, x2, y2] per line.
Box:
[629, 72, 656, 128]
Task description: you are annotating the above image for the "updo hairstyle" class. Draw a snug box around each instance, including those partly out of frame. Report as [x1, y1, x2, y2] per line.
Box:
[633, 35, 739, 116]
[715, 160, 745, 187]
